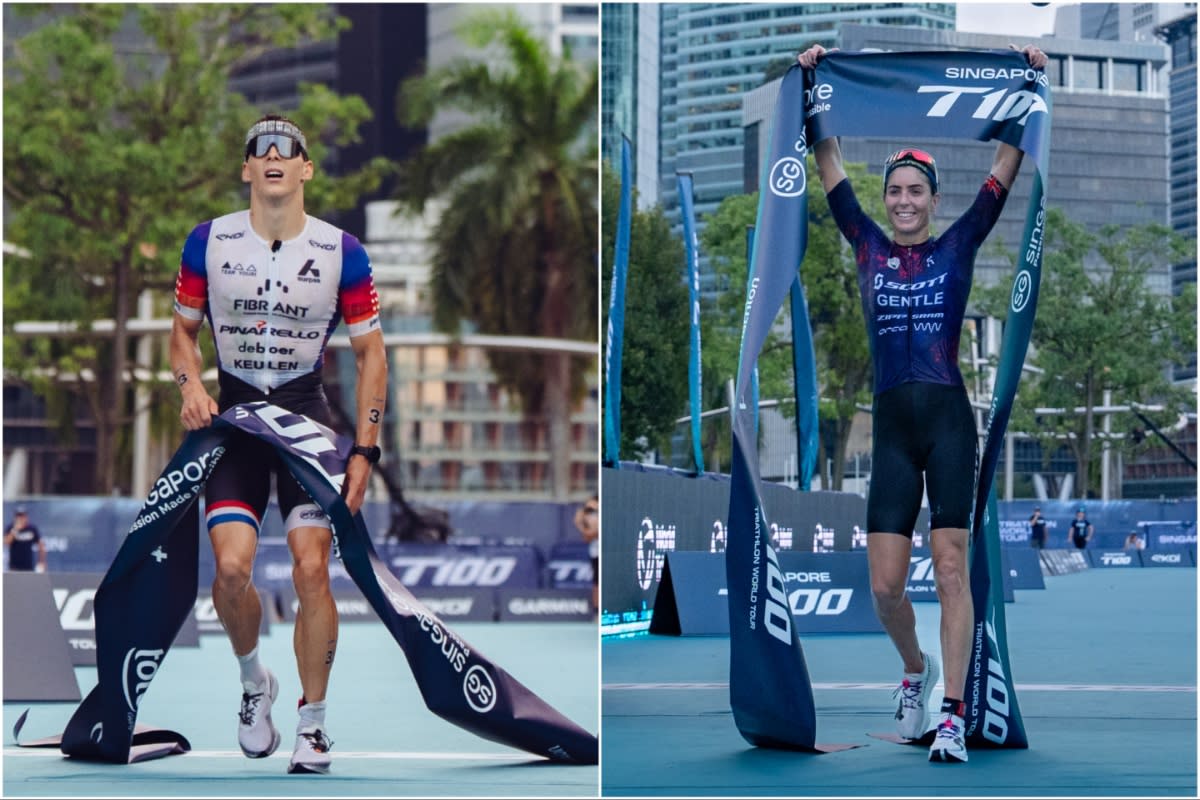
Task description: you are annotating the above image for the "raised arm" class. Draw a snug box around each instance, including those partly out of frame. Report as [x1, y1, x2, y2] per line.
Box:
[796, 44, 847, 192]
[990, 44, 1049, 190]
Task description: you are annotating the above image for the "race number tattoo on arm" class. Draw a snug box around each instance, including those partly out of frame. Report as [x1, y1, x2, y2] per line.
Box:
[368, 408, 381, 424]
[177, 373, 189, 386]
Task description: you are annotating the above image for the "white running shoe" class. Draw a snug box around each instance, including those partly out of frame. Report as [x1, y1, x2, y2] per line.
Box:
[287, 724, 333, 774]
[238, 670, 281, 758]
[893, 651, 939, 740]
[928, 712, 968, 763]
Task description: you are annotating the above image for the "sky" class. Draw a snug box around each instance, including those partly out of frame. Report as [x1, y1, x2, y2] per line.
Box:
[955, 2, 1059, 37]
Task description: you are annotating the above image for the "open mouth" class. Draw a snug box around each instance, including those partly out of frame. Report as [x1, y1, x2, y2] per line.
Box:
[265, 169, 284, 180]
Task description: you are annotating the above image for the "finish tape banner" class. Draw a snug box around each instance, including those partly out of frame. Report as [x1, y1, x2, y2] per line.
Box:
[17, 403, 597, 765]
[727, 51, 1050, 751]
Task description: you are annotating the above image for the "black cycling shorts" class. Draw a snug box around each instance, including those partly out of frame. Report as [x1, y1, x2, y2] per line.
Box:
[204, 371, 334, 536]
[867, 382, 978, 536]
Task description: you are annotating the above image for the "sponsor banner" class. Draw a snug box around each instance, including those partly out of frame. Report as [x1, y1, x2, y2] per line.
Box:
[1038, 548, 1089, 576]
[601, 467, 866, 623]
[677, 171, 705, 473]
[7, 497, 582, 579]
[1000, 548, 1046, 590]
[604, 135, 632, 466]
[3, 571, 82, 702]
[497, 589, 592, 622]
[1087, 549, 1143, 569]
[51, 572, 199, 666]
[387, 545, 541, 590]
[1150, 528, 1198, 549]
[253, 542, 543, 593]
[276, 585, 498, 623]
[544, 540, 593, 589]
[649, 551, 883, 635]
[446, 500, 571, 559]
[414, 588, 498, 622]
[996, 500, 1197, 550]
[1140, 548, 1192, 568]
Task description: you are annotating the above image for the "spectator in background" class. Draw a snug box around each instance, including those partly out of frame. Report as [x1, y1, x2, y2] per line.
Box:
[5, 507, 47, 572]
[1123, 531, 1146, 551]
[1068, 508, 1093, 549]
[1029, 507, 1047, 549]
[574, 495, 599, 617]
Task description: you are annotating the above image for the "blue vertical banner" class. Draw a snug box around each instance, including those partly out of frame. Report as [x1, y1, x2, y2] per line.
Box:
[677, 172, 705, 473]
[603, 135, 633, 467]
[789, 277, 819, 491]
[726, 65, 823, 751]
[726, 51, 1051, 751]
[744, 226, 760, 436]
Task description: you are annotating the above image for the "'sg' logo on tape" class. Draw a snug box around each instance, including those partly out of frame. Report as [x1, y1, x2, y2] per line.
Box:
[768, 156, 806, 197]
[463, 664, 497, 713]
[1011, 270, 1032, 313]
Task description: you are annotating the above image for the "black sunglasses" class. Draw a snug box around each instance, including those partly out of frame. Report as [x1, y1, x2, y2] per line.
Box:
[245, 134, 307, 160]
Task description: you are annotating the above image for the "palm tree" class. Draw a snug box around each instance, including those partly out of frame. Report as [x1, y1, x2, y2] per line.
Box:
[395, 11, 598, 500]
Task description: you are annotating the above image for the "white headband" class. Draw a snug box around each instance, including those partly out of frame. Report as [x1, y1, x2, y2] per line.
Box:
[244, 118, 308, 152]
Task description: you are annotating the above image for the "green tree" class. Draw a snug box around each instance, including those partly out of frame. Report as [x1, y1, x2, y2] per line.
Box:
[699, 192, 794, 472]
[394, 10, 597, 499]
[600, 162, 689, 461]
[804, 159, 885, 489]
[3, 4, 392, 495]
[698, 160, 888, 488]
[974, 210, 1196, 498]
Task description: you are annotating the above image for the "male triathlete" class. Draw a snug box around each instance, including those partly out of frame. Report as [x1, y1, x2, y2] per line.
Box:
[170, 115, 387, 774]
[798, 43, 1047, 764]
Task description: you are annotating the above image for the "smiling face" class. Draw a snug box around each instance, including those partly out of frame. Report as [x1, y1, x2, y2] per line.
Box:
[884, 165, 938, 245]
[241, 143, 312, 201]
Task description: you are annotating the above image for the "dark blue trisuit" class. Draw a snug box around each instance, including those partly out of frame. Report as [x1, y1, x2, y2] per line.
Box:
[827, 175, 1009, 536]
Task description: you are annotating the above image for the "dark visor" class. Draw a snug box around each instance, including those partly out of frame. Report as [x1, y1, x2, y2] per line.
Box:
[246, 134, 307, 160]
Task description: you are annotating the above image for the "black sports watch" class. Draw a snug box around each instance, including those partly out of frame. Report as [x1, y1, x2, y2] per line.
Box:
[349, 444, 382, 464]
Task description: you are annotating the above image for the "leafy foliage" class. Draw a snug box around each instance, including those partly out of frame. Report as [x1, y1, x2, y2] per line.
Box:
[974, 210, 1196, 497]
[3, 4, 392, 494]
[393, 9, 597, 497]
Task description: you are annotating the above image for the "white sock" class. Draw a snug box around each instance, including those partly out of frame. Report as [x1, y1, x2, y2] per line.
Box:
[298, 700, 327, 731]
[236, 645, 268, 688]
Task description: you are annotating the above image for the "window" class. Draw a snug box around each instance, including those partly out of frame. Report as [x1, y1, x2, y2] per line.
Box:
[1073, 58, 1103, 90]
[1046, 56, 1067, 87]
[1112, 60, 1142, 92]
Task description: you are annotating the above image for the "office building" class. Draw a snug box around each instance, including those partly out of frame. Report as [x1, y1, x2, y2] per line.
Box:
[655, 4, 955, 294]
[1056, 2, 1193, 44]
[601, 3, 661, 207]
